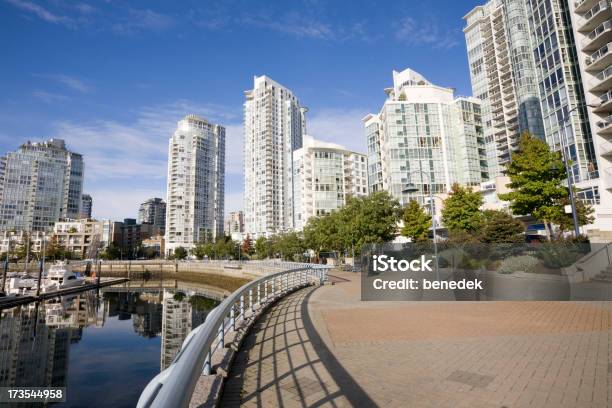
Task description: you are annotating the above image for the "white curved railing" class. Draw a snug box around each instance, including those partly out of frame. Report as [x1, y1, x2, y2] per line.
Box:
[137, 264, 330, 408]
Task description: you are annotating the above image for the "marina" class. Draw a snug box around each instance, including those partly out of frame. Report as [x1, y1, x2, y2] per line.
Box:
[0, 282, 221, 407]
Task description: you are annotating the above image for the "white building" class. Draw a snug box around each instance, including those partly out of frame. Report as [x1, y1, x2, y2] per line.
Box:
[463, 0, 545, 178]
[364, 68, 488, 217]
[452, 97, 490, 186]
[292, 135, 368, 230]
[165, 115, 225, 255]
[224, 211, 245, 241]
[569, 0, 612, 238]
[0, 139, 84, 232]
[243, 75, 307, 238]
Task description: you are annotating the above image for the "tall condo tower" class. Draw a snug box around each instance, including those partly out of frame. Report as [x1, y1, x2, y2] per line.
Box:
[165, 115, 225, 255]
[463, 0, 545, 177]
[0, 139, 83, 232]
[244, 75, 306, 237]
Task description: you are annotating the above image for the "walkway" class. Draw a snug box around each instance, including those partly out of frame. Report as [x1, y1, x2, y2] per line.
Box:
[220, 271, 612, 408]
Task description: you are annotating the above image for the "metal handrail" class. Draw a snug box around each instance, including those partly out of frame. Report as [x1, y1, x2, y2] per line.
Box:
[137, 264, 330, 408]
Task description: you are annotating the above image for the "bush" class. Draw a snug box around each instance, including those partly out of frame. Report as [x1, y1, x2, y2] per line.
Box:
[498, 255, 539, 274]
[536, 236, 590, 268]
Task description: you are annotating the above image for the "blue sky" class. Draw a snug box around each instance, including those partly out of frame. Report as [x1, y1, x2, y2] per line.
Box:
[0, 0, 481, 221]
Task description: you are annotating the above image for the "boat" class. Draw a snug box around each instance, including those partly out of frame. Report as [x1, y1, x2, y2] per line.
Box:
[7, 274, 38, 295]
[45, 262, 86, 289]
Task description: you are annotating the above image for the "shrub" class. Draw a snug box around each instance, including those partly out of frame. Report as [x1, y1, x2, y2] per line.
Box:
[536, 236, 590, 268]
[498, 255, 539, 274]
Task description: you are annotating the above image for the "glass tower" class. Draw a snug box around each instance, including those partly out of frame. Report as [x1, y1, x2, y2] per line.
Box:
[0, 139, 83, 232]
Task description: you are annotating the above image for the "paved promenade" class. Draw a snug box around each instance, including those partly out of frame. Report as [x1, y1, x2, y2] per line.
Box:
[220, 271, 612, 408]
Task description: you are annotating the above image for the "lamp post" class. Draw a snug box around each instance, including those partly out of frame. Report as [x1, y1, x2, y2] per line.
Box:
[403, 170, 439, 281]
[559, 107, 581, 237]
[558, 103, 599, 236]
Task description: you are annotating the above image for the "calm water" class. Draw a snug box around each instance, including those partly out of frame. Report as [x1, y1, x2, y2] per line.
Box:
[0, 284, 219, 407]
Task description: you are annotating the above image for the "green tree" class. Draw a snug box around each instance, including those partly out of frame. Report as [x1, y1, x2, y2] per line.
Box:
[303, 212, 341, 255]
[401, 199, 431, 242]
[15, 233, 33, 261]
[192, 241, 214, 260]
[478, 210, 525, 244]
[551, 197, 595, 237]
[100, 242, 121, 260]
[170, 246, 188, 260]
[304, 191, 401, 256]
[441, 183, 483, 234]
[213, 235, 237, 259]
[254, 236, 269, 259]
[272, 232, 306, 261]
[498, 133, 569, 240]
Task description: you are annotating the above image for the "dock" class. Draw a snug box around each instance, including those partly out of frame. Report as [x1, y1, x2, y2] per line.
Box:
[0, 278, 129, 309]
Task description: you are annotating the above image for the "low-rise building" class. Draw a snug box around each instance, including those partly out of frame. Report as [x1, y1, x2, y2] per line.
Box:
[141, 235, 165, 258]
[53, 219, 108, 259]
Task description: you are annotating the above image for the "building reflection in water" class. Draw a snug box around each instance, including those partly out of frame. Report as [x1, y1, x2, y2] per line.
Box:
[0, 286, 218, 393]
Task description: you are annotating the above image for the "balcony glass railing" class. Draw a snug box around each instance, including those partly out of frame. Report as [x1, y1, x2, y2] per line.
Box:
[584, 0, 609, 21]
[594, 65, 612, 82]
[587, 43, 610, 65]
[600, 89, 612, 104]
[587, 20, 611, 41]
[596, 114, 612, 129]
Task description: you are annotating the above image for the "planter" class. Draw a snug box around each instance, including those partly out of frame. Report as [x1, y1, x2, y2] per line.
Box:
[483, 270, 570, 300]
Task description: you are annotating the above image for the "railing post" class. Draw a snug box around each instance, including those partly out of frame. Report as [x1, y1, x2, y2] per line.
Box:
[230, 305, 236, 331]
[219, 320, 225, 348]
[257, 284, 261, 306]
[203, 349, 212, 375]
[240, 294, 245, 320]
[249, 288, 254, 313]
[264, 278, 268, 300]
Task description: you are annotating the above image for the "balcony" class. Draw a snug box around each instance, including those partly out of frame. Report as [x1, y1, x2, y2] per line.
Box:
[582, 20, 612, 52]
[594, 89, 612, 112]
[596, 114, 612, 134]
[578, 1, 610, 33]
[585, 42, 611, 72]
[590, 65, 612, 92]
[575, 0, 600, 13]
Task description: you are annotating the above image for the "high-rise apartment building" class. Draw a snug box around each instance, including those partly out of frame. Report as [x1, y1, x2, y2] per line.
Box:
[0, 139, 83, 232]
[569, 0, 612, 235]
[80, 194, 92, 219]
[524, 0, 598, 188]
[165, 115, 225, 255]
[244, 75, 307, 237]
[292, 135, 369, 230]
[464, 0, 545, 178]
[452, 97, 490, 186]
[364, 68, 487, 210]
[138, 197, 166, 231]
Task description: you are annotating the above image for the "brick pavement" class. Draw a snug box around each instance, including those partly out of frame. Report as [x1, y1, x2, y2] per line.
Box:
[220, 271, 612, 408]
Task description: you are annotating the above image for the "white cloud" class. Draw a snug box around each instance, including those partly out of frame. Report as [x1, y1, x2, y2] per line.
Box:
[34, 73, 92, 93]
[307, 108, 369, 154]
[3, 0, 74, 27]
[395, 16, 460, 50]
[111, 8, 175, 35]
[32, 90, 70, 103]
[40, 100, 242, 220]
